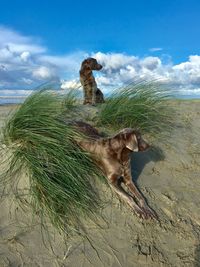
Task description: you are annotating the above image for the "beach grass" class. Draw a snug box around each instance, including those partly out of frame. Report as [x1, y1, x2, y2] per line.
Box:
[0, 89, 104, 235]
[97, 81, 174, 138]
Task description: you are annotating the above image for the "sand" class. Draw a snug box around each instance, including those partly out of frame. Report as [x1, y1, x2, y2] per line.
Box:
[0, 100, 200, 267]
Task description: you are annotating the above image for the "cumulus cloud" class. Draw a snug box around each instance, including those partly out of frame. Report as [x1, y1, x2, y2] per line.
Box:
[141, 57, 161, 70]
[90, 52, 165, 92]
[20, 51, 31, 62]
[61, 79, 81, 90]
[32, 66, 56, 80]
[1, 25, 200, 97]
[93, 52, 137, 72]
[0, 26, 90, 92]
[88, 52, 200, 96]
[0, 26, 62, 89]
[172, 55, 200, 85]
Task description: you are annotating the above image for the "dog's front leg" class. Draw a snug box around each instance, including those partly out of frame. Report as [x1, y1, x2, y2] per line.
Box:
[83, 86, 93, 104]
[123, 162, 158, 220]
[108, 173, 151, 219]
[91, 82, 97, 105]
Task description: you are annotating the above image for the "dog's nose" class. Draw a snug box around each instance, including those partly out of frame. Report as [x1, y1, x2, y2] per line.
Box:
[98, 64, 103, 70]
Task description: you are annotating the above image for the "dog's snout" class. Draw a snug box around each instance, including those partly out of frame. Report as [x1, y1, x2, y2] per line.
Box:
[97, 64, 103, 70]
[138, 140, 150, 151]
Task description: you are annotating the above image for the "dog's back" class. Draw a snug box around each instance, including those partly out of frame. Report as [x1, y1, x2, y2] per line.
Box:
[71, 121, 103, 139]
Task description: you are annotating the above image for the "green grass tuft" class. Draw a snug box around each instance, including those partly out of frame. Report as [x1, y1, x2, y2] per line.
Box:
[97, 81, 174, 138]
[1, 89, 104, 235]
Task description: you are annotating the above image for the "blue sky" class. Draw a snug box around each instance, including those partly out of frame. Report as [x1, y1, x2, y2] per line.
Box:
[0, 0, 200, 97]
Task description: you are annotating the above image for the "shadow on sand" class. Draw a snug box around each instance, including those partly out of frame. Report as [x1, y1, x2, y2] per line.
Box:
[131, 146, 165, 183]
[194, 244, 200, 267]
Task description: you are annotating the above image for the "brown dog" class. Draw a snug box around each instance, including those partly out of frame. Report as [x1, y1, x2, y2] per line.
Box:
[79, 58, 105, 105]
[73, 121, 157, 220]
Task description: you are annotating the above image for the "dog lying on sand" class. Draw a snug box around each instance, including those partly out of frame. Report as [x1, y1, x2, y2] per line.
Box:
[72, 121, 158, 220]
[79, 58, 105, 105]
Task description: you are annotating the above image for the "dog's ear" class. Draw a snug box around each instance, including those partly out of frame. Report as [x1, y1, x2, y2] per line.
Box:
[111, 128, 138, 152]
[110, 134, 124, 152]
[121, 128, 138, 152]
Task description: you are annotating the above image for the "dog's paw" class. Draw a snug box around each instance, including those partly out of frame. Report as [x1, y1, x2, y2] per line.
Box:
[134, 204, 158, 220]
[134, 205, 150, 220]
[141, 205, 158, 220]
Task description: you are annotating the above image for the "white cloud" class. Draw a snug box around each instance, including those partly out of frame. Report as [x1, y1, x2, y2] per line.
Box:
[0, 26, 89, 90]
[96, 76, 114, 86]
[0, 26, 61, 89]
[93, 52, 137, 72]
[141, 57, 161, 70]
[91, 52, 164, 90]
[32, 66, 56, 80]
[61, 79, 81, 90]
[20, 51, 31, 62]
[171, 55, 200, 86]
[40, 51, 88, 70]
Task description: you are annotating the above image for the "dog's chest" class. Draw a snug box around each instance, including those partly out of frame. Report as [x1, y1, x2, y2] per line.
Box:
[80, 73, 96, 85]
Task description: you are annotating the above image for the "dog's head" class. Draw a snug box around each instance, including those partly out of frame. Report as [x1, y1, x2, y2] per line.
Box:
[81, 58, 102, 71]
[113, 128, 150, 152]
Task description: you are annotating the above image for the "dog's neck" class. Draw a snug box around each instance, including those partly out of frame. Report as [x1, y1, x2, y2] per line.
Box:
[80, 67, 92, 77]
[120, 147, 131, 164]
[109, 138, 131, 162]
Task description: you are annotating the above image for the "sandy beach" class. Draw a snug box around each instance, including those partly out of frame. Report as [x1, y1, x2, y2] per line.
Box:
[0, 100, 200, 267]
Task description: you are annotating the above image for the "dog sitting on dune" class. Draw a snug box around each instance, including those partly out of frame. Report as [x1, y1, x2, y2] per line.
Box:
[72, 121, 158, 220]
[79, 58, 105, 105]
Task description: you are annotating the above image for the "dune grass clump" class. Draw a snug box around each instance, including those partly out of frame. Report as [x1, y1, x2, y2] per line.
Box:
[97, 81, 174, 137]
[0, 89, 104, 234]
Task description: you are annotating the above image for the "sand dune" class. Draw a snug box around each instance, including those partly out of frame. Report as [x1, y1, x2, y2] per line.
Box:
[0, 100, 200, 267]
